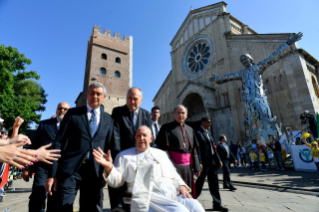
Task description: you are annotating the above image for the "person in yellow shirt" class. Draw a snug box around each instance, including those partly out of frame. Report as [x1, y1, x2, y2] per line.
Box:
[310, 141, 319, 173]
[259, 149, 267, 171]
[249, 149, 258, 170]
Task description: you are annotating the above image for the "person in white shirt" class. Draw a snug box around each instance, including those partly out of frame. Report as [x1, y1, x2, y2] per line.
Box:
[93, 126, 205, 212]
[237, 143, 246, 167]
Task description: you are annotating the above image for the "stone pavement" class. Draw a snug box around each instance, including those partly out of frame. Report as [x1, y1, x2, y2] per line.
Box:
[0, 168, 318, 212]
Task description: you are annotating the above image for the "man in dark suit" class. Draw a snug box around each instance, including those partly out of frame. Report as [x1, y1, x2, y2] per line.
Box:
[46, 82, 114, 212]
[195, 117, 228, 211]
[217, 134, 237, 191]
[150, 106, 161, 146]
[110, 87, 152, 209]
[23, 102, 70, 212]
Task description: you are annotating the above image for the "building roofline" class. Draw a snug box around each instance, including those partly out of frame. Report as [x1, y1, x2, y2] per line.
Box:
[229, 15, 257, 34]
[298, 49, 319, 66]
[75, 92, 83, 104]
[170, 2, 227, 46]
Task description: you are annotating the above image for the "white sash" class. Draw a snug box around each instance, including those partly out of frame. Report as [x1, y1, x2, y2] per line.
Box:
[131, 164, 154, 212]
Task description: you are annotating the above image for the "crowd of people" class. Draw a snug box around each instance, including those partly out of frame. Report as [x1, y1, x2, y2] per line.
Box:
[0, 81, 316, 212]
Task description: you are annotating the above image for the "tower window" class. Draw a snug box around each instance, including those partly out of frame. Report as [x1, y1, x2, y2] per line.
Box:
[115, 71, 121, 78]
[100, 68, 106, 75]
[101, 54, 107, 60]
[116, 57, 121, 64]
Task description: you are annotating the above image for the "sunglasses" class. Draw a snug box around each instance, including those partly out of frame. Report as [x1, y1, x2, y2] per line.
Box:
[207, 121, 211, 123]
[58, 107, 69, 111]
[1, 132, 7, 135]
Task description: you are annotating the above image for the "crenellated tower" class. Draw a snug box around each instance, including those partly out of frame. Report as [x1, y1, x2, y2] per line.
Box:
[75, 25, 133, 114]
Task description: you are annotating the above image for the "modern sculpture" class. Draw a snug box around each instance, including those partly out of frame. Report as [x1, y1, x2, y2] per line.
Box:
[210, 33, 303, 142]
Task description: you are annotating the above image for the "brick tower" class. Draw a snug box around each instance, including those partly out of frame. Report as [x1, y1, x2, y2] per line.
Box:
[75, 25, 133, 114]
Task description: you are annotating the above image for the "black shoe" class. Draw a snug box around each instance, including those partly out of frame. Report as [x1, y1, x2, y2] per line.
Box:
[213, 205, 229, 211]
[229, 186, 237, 191]
[223, 185, 229, 189]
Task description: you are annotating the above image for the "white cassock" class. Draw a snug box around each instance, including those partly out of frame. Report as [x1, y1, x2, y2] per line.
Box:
[104, 147, 205, 212]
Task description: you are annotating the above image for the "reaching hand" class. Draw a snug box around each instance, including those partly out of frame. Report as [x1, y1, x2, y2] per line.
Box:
[93, 147, 113, 173]
[287, 32, 303, 45]
[22, 169, 33, 182]
[199, 164, 203, 171]
[13, 117, 24, 128]
[31, 143, 61, 164]
[0, 143, 38, 169]
[220, 161, 223, 168]
[195, 172, 201, 177]
[177, 185, 192, 198]
[9, 134, 31, 145]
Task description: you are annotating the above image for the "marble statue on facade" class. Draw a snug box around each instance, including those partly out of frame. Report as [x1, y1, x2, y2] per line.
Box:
[210, 33, 303, 141]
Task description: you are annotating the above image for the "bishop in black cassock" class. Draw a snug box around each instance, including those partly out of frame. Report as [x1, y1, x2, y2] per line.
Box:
[155, 105, 201, 197]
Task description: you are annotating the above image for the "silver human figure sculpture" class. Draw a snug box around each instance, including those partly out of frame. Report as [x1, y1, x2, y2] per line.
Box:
[210, 33, 303, 141]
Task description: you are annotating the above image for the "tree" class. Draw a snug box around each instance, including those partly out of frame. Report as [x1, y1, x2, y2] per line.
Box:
[0, 44, 47, 134]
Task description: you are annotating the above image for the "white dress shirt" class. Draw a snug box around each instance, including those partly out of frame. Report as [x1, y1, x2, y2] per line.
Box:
[56, 117, 61, 130]
[151, 120, 160, 139]
[131, 108, 139, 128]
[87, 104, 101, 125]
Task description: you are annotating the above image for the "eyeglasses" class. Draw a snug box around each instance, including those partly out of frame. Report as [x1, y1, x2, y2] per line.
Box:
[207, 121, 211, 124]
[58, 107, 69, 111]
[0, 132, 7, 135]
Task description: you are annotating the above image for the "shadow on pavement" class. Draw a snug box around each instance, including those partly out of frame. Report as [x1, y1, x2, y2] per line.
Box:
[6, 188, 32, 193]
[218, 166, 319, 191]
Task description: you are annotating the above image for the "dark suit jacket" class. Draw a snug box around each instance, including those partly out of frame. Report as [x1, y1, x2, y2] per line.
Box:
[217, 142, 236, 161]
[111, 105, 152, 157]
[29, 118, 58, 172]
[195, 127, 221, 169]
[151, 122, 161, 146]
[49, 106, 114, 179]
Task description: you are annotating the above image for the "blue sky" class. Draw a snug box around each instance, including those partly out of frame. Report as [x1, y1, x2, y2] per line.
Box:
[0, 0, 318, 128]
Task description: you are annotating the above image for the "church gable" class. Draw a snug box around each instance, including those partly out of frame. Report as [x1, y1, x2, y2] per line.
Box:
[171, 2, 227, 51]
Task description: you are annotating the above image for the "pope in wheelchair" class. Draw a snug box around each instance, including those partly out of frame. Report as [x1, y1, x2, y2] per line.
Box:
[93, 126, 205, 212]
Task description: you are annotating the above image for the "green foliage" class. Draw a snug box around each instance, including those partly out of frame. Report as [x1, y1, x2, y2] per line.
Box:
[0, 44, 47, 133]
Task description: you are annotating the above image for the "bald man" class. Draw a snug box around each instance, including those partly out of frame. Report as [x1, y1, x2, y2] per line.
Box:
[110, 87, 152, 209]
[24, 102, 70, 212]
[156, 105, 201, 198]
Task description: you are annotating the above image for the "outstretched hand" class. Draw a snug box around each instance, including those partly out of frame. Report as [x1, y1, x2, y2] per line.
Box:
[9, 134, 31, 145]
[287, 32, 303, 45]
[93, 147, 113, 174]
[31, 143, 61, 164]
[0, 142, 38, 169]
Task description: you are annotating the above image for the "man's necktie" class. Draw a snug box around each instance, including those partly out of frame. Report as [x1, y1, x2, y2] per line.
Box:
[132, 111, 137, 129]
[90, 110, 98, 137]
[154, 123, 158, 136]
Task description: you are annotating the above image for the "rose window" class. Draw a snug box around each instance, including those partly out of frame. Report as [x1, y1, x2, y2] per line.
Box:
[187, 42, 210, 73]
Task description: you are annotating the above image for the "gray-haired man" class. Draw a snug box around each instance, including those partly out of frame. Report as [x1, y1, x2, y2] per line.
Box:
[46, 82, 114, 212]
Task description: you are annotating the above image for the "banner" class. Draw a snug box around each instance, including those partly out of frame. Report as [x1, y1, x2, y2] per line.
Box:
[291, 145, 317, 172]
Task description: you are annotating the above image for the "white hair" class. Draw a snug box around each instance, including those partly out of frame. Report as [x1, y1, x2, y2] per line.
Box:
[88, 82, 107, 95]
[174, 104, 188, 113]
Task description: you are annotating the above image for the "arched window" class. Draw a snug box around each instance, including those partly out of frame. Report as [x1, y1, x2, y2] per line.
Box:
[115, 71, 121, 78]
[101, 54, 107, 60]
[312, 76, 319, 98]
[116, 57, 121, 64]
[100, 68, 106, 75]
